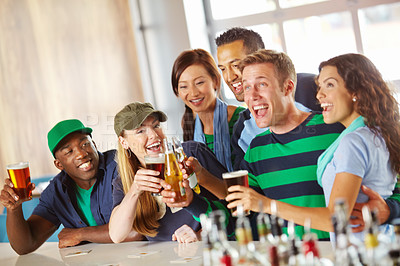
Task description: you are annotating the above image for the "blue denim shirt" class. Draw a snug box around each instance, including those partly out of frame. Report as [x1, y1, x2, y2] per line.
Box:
[32, 150, 117, 228]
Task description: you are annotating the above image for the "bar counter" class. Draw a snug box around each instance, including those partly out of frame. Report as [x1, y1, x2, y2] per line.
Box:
[0, 241, 334, 265]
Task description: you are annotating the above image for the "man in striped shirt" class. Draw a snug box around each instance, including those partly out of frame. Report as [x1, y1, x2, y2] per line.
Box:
[225, 49, 344, 240]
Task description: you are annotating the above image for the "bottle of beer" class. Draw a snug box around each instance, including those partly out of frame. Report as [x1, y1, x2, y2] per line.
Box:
[363, 206, 394, 265]
[172, 136, 201, 194]
[163, 138, 186, 202]
[287, 220, 305, 266]
[256, 200, 272, 258]
[270, 201, 289, 265]
[332, 199, 362, 266]
[236, 204, 266, 265]
[302, 218, 321, 265]
[200, 214, 213, 266]
[208, 210, 238, 265]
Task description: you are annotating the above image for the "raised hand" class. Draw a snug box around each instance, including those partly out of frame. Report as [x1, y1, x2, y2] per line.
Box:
[160, 179, 193, 208]
[130, 168, 163, 195]
[0, 178, 35, 211]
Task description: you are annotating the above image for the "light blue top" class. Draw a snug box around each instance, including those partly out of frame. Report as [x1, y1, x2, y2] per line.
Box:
[321, 126, 396, 240]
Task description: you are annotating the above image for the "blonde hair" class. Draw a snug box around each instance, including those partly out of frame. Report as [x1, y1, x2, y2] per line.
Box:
[116, 139, 160, 237]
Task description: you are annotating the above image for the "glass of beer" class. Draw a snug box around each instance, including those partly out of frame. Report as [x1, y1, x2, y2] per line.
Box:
[144, 153, 165, 196]
[223, 170, 250, 216]
[6, 161, 32, 200]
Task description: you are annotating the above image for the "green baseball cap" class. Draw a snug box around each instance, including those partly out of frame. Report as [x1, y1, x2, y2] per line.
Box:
[114, 102, 167, 136]
[47, 119, 93, 156]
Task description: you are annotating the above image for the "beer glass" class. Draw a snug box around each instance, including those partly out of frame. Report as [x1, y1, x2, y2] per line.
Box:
[6, 161, 32, 200]
[144, 153, 165, 196]
[223, 170, 250, 216]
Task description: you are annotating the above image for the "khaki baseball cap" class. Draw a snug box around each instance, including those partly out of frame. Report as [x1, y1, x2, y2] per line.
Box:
[114, 102, 167, 136]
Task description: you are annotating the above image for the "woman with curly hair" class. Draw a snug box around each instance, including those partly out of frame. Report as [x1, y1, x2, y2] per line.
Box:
[227, 53, 400, 240]
[171, 49, 245, 171]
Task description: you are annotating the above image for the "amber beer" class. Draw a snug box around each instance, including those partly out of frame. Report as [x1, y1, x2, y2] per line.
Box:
[223, 170, 250, 216]
[144, 154, 165, 196]
[163, 138, 186, 202]
[6, 162, 32, 200]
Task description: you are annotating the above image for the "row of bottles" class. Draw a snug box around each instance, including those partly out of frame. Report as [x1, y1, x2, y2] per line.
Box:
[331, 199, 400, 266]
[161, 136, 201, 201]
[200, 201, 324, 266]
[200, 199, 400, 266]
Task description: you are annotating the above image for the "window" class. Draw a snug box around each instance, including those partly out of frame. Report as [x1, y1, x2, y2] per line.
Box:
[359, 3, 400, 81]
[210, 0, 275, 20]
[284, 12, 357, 73]
[184, 0, 400, 102]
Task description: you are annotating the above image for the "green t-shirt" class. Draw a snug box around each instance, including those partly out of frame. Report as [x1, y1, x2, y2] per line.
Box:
[204, 106, 245, 152]
[75, 183, 98, 226]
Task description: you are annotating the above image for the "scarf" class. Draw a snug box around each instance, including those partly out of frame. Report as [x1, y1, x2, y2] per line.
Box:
[316, 116, 366, 186]
[194, 98, 233, 171]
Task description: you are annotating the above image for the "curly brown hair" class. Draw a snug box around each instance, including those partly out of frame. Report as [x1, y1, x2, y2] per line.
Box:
[318, 53, 400, 174]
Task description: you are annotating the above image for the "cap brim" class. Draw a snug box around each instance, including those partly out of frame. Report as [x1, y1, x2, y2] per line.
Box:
[137, 110, 167, 129]
[51, 127, 93, 155]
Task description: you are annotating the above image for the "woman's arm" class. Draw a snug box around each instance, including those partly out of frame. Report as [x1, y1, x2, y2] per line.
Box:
[184, 157, 227, 199]
[109, 168, 162, 243]
[273, 172, 362, 232]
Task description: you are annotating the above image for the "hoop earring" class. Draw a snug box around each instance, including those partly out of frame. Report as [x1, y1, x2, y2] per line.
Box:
[124, 148, 132, 158]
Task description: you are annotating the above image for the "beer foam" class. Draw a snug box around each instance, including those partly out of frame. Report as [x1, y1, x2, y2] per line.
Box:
[6, 161, 29, 170]
[144, 154, 165, 164]
[222, 170, 248, 179]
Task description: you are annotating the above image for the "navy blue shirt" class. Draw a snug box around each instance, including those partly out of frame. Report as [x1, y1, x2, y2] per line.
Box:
[182, 141, 227, 201]
[32, 150, 118, 228]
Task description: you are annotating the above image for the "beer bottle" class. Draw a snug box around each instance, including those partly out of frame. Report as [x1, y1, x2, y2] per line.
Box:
[361, 206, 392, 266]
[256, 200, 272, 259]
[287, 220, 305, 266]
[236, 204, 266, 265]
[163, 138, 186, 202]
[200, 214, 213, 266]
[270, 201, 289, 265]
[172, 136, 201, 194]
[208, 210, 238, 265]
[302, 218, 321, 265]
[332, 199, 362, 266]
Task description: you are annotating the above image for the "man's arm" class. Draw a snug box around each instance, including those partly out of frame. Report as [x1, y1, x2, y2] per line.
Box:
[350, 183, 399, 231]
[184, 157, 227, 199]
[385, 176, 400, 223]
[58, 224, 143, 248]
[1, 178, 58, 255]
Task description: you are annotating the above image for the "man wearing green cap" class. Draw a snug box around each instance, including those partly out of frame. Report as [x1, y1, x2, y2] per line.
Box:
[0, 119, 141, 255]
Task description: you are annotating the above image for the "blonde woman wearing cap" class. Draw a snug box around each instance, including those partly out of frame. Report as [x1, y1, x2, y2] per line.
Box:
[109, 102, 233, 243]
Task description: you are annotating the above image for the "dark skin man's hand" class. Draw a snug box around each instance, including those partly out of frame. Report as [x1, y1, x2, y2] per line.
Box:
[0, 178, 35, 211]
[350, 185, 390, 232]
[58, 228, 83, 248]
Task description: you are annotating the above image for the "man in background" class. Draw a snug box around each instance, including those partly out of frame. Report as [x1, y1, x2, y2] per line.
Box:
[215, 27, 320, 169]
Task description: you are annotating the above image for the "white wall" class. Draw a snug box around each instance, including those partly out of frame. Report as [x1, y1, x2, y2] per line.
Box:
[129, 0, 192, 138]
